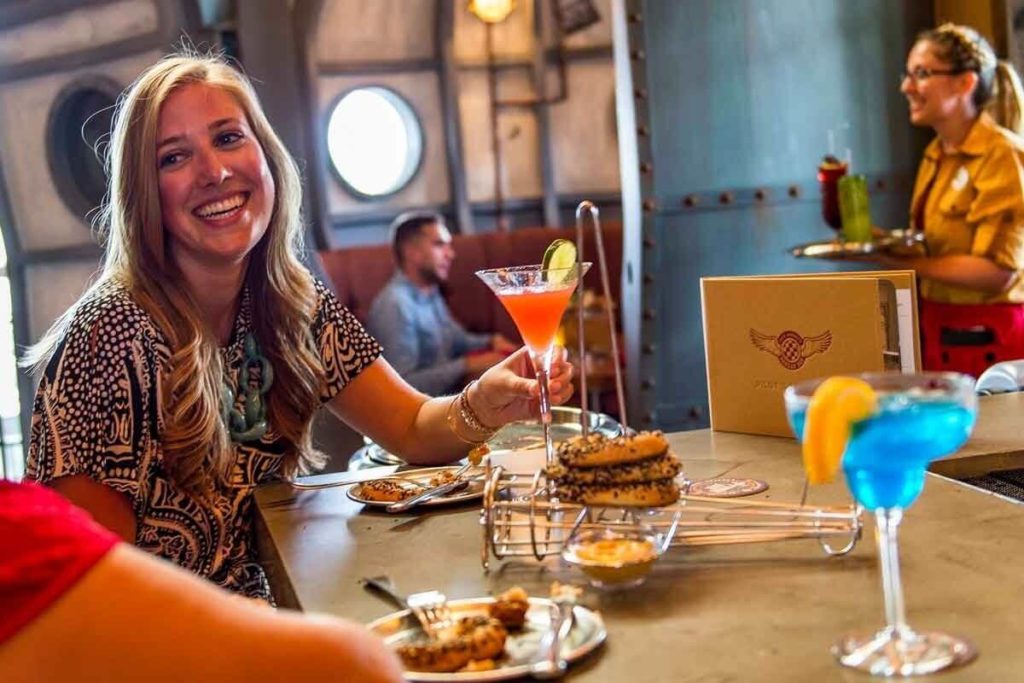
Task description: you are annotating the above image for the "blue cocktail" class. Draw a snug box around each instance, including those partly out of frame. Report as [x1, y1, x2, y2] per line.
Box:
[785, 373, 978, 676]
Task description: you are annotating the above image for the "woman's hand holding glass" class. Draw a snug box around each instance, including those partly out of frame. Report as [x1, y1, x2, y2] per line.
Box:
[469, 346, 574, 429]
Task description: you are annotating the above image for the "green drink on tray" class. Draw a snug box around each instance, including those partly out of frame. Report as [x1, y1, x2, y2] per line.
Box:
[839, 174, 872, 243]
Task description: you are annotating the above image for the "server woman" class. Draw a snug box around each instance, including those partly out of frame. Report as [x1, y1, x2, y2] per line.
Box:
[876, 23, 1024, 376]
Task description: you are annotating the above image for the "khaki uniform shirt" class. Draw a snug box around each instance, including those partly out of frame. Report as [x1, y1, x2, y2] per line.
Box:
[911, 112, 1024, 304]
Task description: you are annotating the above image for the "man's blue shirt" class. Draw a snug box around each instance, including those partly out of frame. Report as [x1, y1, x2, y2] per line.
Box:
[367, 272, 490, 395]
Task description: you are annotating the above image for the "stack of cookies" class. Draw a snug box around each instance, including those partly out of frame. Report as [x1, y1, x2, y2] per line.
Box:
[546, 431, 681, 507]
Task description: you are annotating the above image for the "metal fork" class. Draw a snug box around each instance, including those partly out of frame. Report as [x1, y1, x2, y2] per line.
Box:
[531, 588, 578, 679]
[360, 575, 452, 639]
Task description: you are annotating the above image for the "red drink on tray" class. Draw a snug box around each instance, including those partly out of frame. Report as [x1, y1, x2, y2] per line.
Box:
[818, 155, 848, 232]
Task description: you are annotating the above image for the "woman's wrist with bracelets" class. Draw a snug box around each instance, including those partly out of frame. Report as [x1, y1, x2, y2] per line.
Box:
[446, 380, 499, 444]
[462, 380, 499, 433]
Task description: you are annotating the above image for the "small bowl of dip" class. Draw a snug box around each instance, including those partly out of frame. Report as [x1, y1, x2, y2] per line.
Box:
[561, 526, 663, 589]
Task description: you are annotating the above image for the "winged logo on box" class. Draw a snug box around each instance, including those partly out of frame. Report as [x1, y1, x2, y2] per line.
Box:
[750, 329, 832, 370]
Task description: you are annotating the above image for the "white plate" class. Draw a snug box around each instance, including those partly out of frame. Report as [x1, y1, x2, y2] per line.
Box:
[347, 466, 486, 510]
[367, 596, 606, 681]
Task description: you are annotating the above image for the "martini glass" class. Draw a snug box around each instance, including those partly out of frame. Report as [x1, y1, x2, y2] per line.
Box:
[476, 262, 591, 466]
[784, 372, 977, 676]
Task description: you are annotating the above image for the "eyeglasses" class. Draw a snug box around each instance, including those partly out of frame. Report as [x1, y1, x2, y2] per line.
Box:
[900, 66, 968, 84]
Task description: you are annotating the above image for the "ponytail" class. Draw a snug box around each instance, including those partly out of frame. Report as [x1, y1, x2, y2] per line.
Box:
[989, 60, 1024, 135]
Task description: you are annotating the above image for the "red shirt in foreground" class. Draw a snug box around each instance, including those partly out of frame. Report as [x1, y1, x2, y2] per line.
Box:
[0, 480, 119, 645]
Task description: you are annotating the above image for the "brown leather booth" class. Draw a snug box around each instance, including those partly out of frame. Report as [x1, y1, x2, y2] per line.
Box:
[319, 223, 623, 342]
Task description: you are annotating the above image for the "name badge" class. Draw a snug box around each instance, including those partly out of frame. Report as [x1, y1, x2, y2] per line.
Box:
[951, 166, 969, 191]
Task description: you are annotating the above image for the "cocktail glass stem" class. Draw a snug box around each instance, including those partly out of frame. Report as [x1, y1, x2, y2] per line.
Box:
[532, 348, 555, 466]
[876, 507, 909, 637]
[833, 505, 974, 675]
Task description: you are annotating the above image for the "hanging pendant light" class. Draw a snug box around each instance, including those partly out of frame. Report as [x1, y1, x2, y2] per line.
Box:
[467, 0, 516, 24]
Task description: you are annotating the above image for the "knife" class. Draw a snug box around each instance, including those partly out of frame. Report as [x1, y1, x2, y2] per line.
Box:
[288, 465, 401, 490]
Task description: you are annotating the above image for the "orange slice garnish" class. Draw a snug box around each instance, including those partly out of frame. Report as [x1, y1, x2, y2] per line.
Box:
[802, 377, 877, 484]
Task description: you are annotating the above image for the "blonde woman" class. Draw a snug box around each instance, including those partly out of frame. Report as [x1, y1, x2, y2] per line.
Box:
[24, 53, 574, 601]
[873, 24, 1024, 376]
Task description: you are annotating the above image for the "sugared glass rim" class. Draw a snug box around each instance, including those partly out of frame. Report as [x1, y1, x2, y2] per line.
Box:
[475, 261, 593, 276]
[783, 371, 976, 407]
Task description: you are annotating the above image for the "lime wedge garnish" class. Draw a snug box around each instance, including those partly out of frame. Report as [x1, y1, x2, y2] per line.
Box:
[542, 239, 577, 284]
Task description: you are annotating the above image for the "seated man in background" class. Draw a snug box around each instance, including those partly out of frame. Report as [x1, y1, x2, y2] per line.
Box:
[368, 211, 516, 395]
[0, 479, 404, 683]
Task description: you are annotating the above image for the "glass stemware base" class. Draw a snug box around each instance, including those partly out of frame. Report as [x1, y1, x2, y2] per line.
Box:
[833, 626, 977, 676]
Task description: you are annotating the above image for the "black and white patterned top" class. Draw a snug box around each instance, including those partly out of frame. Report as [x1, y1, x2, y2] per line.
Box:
[27, 278, 381, 601]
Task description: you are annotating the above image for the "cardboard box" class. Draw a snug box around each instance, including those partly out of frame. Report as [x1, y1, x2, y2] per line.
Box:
[700, 271, 920, 437]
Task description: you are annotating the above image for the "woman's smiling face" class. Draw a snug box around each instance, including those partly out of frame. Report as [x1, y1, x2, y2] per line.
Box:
[156, 83, 276, 272]
[901, 40, 973, 129]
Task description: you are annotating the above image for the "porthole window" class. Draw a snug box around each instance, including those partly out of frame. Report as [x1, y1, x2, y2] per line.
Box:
[47, 77, 120, 220]
[326, 87, 423, 199]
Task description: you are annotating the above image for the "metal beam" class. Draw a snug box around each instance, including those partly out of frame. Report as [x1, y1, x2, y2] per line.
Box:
[438, 0, 474, 234]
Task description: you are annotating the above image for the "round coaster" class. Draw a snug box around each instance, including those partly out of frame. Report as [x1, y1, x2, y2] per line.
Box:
[687, 477, 769, 498]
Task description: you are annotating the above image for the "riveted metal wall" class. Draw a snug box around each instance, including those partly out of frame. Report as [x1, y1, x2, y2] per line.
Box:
[614, 0, 933, 431]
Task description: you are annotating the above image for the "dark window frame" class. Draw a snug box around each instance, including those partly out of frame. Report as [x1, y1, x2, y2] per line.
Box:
[46, 75, 122, 222]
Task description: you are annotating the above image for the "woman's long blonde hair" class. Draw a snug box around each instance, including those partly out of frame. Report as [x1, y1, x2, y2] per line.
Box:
[919, 23, 1024, 134]
[24, 53, 326, 496]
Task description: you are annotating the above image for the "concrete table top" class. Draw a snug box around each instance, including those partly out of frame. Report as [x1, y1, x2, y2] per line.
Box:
[255, 395, 1024, 682]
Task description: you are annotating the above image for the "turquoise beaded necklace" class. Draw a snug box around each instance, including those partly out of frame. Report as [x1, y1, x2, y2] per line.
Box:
[221, 333, 274, 442]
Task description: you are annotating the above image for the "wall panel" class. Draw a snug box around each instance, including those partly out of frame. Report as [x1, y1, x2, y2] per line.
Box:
[458, 68, 542, 202]
[0, 0, 158, 66]
[24, 261, 99, 341]
[315, 0, 439, 64]
[548, 59, 619, 194]
[0, 0, 199, 451]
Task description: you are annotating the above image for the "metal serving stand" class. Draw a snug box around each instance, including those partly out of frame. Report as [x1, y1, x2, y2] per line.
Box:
[478, 201, 863, 571]
[479, 466, 861, 570]
[574, 201, 627, 434]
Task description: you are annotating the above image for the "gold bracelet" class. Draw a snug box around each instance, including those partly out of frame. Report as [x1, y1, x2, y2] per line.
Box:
[445, 382, 498, 445]
[459, 381, 499, 437]
[446, 394, 478, 444]
[446, 393, 489, 445]
[444, 396, 491, 464]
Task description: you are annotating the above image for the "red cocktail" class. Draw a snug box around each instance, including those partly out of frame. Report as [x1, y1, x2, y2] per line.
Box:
[477, 263, 591, 465]
[496, 286, 575, 353]
[818, 155, 848, 233]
